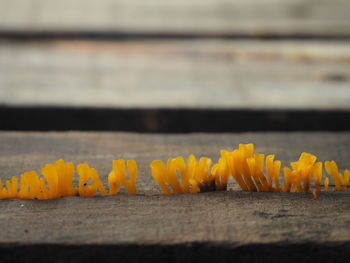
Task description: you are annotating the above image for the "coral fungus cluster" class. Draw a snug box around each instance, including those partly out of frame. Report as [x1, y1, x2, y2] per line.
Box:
[0, 159, 137, 200]
[152, 144, 349, 197]
[0, 144, 349, 200]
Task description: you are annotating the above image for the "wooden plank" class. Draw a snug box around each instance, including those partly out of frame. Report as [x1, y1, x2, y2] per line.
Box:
[0, 0, 349, 36]
[0, 131, 349, 250]
[0, 40, 350, 109]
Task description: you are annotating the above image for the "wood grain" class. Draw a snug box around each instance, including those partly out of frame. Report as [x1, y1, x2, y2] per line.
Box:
[0, 0, 350, 36]
[0, 40, 350, 109]
[0, 132, 349, 247]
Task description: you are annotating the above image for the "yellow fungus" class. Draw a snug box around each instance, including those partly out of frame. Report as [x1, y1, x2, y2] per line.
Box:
[78, 164, 106, 197]
[273, 160, 282, 192]
[266, 155, 275, 190]
[288, 153, 318, 193]
[312, 162, 323, 192]
[324, 178, 329, 192]
[41, 160, 77, 199]
[108, 159, 138, 195]
[219, 145, 283, 193]
[220, 147, 252, 191]
[150, 160, 172, 195]
[211, 157, 229, 190]
[18, 171, 48, 200]
[1, 143, 349, 200]
[283, 167, 293, 193]
[325, 161, 345, 191]
[0, 176, 18, 199]
[247, 155, 268, 192]
[344, 170, 350, 187]
[150, 155, 215, 194]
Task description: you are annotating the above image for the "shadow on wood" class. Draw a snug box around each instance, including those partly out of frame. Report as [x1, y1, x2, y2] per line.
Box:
[1, 106, 350, 132]
[1, 242, 349, 263]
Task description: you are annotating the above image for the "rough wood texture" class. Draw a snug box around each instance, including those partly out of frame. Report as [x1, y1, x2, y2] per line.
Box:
[0, 40, 350, 109]
[0, 132, 349, 248]
[0, 0, 350, 36]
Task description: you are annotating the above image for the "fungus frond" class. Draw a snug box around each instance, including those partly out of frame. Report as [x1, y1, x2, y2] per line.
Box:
[42, 159, 77, 199]
[150, 160, 172, 195]
[78, 164, 106, 197]
[211, 157, 229, 191]
[191, 156, 214, 192]
[18, 171, 48, 200]
[312, 162, 323, 192]
[220, 148, 250, 191]
[283, 167, 293, 193]
[219, 144, 282, 192]
[247, 154, 270, 192]
[344, 170, 350, 187]
[108, 159, 138, 195]
[283, 153, 319, 193]
[150, 155, 216, 194]
[325, 161, 346, 191]
[0, 176, 18, 199]
[266, 154, 282, 192]
[324, 177, 329, 192]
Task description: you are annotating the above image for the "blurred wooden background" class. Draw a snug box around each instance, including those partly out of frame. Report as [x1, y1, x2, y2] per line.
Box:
[1, 0, 350, 36]
[0, 0, 349, 112]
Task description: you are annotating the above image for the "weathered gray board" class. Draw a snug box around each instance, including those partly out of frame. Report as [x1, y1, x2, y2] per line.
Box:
[0, 0, 349, 36]
[0, 132, 349, 249]
[0, 40, 350, 109]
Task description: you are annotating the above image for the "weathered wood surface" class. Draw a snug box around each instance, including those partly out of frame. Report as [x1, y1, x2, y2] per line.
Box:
[0, 0, 349, 36]
[0, 131, 349, 247]
[0, 40, 350, 109]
